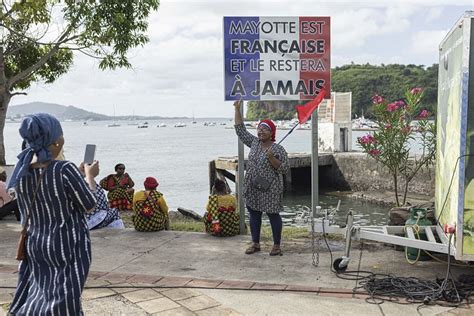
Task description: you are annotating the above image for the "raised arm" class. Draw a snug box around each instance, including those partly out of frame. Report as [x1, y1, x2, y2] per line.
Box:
[234, 100, 257, 147]
[234, 100, 243, 125]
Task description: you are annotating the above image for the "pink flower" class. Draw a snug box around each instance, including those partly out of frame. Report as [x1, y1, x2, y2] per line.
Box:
[369, 149, 381, 156]
[410, 87, 423, 95]
[418, 109, 429, 119]
[394, 100, 406, 108]
[384, 123, 392, 129]
[366, 134, 376, 144]
[358, 136, 368, 145]
[358, 134, 376, 145]
[372, 95, 384, 104]
[387, 103, 399, 112]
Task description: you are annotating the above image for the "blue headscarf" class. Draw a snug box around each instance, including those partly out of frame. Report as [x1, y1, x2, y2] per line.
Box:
[7, 113, 63, 189]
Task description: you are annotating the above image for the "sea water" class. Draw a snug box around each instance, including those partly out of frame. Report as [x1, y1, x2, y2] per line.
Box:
[4, 119, 390, 226]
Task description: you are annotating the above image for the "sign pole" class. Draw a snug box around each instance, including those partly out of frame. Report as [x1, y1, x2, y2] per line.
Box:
[311, 111, 319, 217]
[238, 104, 246, 234]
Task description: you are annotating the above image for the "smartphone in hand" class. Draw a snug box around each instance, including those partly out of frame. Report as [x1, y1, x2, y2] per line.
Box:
[83, 144, 96, 165]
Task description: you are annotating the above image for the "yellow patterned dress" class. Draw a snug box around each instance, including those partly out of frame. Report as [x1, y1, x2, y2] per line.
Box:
[132, 190, 169, 232]
[204, 194, 239, 237]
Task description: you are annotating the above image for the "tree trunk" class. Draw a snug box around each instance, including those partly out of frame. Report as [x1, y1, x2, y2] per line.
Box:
[402, 177, 410, 206]
[0, 46, 11, 166]
[393, 173, 400, 206]
[0, 101, 9, 166]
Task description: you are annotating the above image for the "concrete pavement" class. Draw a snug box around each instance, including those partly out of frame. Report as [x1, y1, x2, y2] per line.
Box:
[0, 219, 473, 315]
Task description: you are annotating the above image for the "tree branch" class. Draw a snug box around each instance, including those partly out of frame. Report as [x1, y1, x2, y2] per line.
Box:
[0, 22, 54, 47]
[1, 0, 16, 20]
[7, 25, 76, 88]
[11, 91, 27, 97]
[4, 38, 33, 56]
[76, 48, 102, 60]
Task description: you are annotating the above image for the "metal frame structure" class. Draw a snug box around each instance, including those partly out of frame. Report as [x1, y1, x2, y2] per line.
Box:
[312, 208, 457, 271]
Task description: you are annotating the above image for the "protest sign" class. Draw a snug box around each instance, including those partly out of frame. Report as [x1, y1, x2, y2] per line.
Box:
[223, 16, 330, 100]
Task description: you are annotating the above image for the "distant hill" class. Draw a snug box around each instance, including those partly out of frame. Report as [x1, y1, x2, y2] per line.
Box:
[6, 102, 178, 121]
[7, 102, 111, 121]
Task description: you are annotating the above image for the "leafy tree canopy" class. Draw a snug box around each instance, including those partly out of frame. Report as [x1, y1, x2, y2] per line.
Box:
[1, 0, 160, 92]
[0, 0, 160, 165]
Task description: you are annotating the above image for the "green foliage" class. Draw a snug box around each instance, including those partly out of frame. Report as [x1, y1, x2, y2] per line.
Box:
[5, 43, 74, 90]
[0, 0, 160, 91]
[246, 64, 438, 120]
[246, 100, 297, 120]
[170, 221, 205, 232]
[332, 64, 438, 118]
[357, 89, 436, 206]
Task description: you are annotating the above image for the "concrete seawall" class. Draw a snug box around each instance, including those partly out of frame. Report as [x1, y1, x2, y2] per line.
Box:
[323, 152, 435, 197]
[211, 152, 435, 199]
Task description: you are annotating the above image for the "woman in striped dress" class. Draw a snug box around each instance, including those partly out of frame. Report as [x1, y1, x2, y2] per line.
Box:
[8, 113, 97, 315]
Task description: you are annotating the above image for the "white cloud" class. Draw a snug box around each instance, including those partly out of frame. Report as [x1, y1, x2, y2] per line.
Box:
[411, 30, 449, 55]
[425, 7, 444, 22]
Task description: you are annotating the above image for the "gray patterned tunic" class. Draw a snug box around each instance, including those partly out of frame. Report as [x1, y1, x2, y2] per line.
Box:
[235, 123, 289, 214]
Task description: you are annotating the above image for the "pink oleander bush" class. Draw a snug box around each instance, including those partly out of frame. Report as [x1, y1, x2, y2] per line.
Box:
[357, 88, 436, 206]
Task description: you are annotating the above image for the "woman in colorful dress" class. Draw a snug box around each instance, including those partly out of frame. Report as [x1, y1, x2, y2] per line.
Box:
[99, 163, 135, 211]
[233, 101, 289, 256]
[132, 177, 170, 232]
[204, 179, 239, 237]
[8, 113, 96, 314]
[79, 162, 125, 230]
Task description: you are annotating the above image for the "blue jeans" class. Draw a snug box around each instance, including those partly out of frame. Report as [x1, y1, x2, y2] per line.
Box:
[247, 206, 282, 245]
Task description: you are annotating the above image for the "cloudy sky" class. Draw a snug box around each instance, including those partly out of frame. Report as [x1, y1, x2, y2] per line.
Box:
[10, 0, 474, 117]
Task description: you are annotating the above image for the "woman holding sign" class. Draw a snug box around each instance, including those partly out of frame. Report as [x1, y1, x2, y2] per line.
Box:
[234, 101, 289, 256]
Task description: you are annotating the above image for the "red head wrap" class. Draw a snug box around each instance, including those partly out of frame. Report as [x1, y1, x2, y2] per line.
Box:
[258, 119, 276, 141]
[144, 177, 159, 190]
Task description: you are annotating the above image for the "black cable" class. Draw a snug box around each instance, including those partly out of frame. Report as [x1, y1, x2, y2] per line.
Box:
[320, 218, 474, 307]
[321, 216, 377, 282]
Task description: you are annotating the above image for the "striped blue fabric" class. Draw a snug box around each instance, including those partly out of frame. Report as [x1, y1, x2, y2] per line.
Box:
[10, 160, 96, 315]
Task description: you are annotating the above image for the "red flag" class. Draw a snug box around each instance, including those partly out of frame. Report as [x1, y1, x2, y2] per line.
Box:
[295, 88, 327, 124]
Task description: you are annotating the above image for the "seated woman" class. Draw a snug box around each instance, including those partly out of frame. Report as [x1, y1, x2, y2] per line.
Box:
[99, 163, 135, 211]
[79, 162, 124, 229]
[204, 179, 239, 237]
[132, 177, 169, 232]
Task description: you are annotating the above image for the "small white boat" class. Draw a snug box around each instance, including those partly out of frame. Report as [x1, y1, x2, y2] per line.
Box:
[138, 123, 148, 128]
[106, 123, 121, 127]
[157, 123, 167, 127]
[174, 122, 186, 127]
